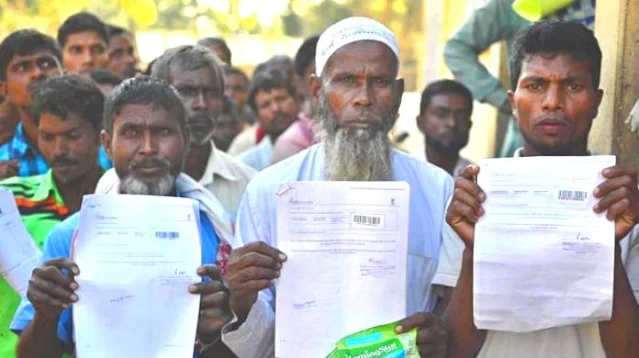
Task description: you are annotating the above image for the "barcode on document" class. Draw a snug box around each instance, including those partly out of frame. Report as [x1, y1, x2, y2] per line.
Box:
[558, 190, 588, 201]
[155, 231, 180, 239]
[353, 214, 382, 227]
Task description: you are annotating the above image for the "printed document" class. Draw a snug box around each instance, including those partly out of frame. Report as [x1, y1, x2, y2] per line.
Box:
[274, 181, 410, 358]
[72, 195, 202, 358]
[0, 188, 40, 294]
[474, 156, 616, 332]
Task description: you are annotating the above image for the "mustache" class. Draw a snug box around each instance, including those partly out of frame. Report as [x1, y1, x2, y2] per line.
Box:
[189, 114, 215, 123]
[28, 78, 47, 93]
[130, 157, 171, 170]
[51, 156, 79, 166]
[273, 111, 295, 121]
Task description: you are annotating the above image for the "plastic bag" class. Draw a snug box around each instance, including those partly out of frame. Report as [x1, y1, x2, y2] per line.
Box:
[326, 322, 419, 358]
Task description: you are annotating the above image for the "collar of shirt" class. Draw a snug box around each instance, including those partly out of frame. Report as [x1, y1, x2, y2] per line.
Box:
[411, 145, 472, 175]
[513, 148, 594, 157]
[32, 169, 65, 204]
[199, 141, 241, 188]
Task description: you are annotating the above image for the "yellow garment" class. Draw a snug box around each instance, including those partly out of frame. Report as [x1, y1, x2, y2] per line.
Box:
[512, 0, 576, 21]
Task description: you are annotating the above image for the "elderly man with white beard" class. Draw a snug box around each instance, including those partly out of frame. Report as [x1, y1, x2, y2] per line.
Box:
[221, 17, 451, 358]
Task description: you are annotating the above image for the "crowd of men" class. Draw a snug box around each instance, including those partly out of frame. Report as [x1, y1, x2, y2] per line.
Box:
[0, 2, 637, 357]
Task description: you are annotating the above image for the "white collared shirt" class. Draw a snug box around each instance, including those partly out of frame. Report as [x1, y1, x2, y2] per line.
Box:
[223, 144, 454, 357]
[199, 143, 256, 217]
[411, 145, 473, 176]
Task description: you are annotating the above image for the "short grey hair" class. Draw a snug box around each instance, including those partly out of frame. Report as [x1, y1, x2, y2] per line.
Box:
[151, 45, 225, 90]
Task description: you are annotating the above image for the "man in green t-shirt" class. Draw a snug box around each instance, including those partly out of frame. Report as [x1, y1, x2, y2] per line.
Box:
[0, 75, 104, 357]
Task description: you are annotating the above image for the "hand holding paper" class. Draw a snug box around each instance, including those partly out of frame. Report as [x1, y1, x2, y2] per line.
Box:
[226, 241, 286, 323]
[189, 264, 233, 341]
[26, 258, 79, 322]
[450, 156, 620, 332]
[445, 164, 485, 248]
[592, 165, 639, 240]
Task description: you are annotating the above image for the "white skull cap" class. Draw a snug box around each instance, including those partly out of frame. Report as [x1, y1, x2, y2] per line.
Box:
[315, 17, 399, 77]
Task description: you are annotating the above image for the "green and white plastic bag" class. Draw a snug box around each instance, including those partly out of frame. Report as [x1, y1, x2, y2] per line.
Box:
[326, 322, 419, 358]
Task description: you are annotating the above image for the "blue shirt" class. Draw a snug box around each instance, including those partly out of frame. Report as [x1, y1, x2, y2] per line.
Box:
[237, 137, 273, 171]
[10, 209, 219, 351]
[235, 144, 454, 314]
[0, 124, 112, 177]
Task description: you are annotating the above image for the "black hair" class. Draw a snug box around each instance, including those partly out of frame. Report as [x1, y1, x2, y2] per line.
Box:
[197, 37, 232, 65]
[0, 29, 62, 81]
[57, 12, 109, 48]
[294, 35, 319, 77]
[151, 45, 224, 89]
[106, 24, 131, 38]
[420, 79, 473, 115]
[223, 66, 249, 86]
[103, 76, 186, 136]
[31, 75, 105, 133]
[247, 74, 296, 112]
[510, 21, 602, 90]
[88, 69, 123, 87]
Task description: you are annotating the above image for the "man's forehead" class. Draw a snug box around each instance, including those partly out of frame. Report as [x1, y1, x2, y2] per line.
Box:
[520, 53, 592, 78]
[116, 104, 176, 124]
[256, 87, 288, 99]
[10, 50, 58, 64]
[111, 34, 133, 47]
[429, 93, 471, 108]
[65, 31, 107, 45]
[323, 41, 398, 76]
[39, 111, 86, 130]
[170, 65, 221, 87]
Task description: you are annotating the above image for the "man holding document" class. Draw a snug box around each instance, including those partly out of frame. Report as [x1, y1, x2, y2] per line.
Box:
[11, 77, 241, 357]
[223, 17, 450, 358]
[437, 22, 639, 357]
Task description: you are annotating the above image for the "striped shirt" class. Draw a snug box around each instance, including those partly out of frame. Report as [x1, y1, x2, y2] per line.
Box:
[0, 169, 70, 358]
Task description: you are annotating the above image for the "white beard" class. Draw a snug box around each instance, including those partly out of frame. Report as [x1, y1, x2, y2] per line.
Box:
[317, 91, 393, 182]
[120, 173, 176, 196]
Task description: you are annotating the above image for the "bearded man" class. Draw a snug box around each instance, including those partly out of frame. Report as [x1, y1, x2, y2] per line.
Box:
[220, 17, 451, 358]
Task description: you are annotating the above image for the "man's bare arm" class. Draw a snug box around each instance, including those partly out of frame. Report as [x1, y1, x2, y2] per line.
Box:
[442, 249, 486, 358]
[16, 314, 64, 358]
[598, 245, 639, 357]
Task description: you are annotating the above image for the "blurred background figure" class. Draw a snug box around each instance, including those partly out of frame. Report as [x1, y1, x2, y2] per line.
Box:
[57, 12, 110, 75]
[293, 35, 319, 116]
[272, 35, 321, 163]
[413, 79, 473, 176]
[88, 69, 123, 95]
[213, 96, 247, 152]
[198, 37, 232, 65]
[0, 29, 64, 179]
[237, 74, 299, 170]
[106, 24, 140, 79]
[223, 66, 254, 125]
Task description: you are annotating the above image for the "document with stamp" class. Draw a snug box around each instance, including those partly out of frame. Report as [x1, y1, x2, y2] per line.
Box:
[274, 181, 410, 357]
[474, 156, 616, 332]
[72, 195, 202, 358]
